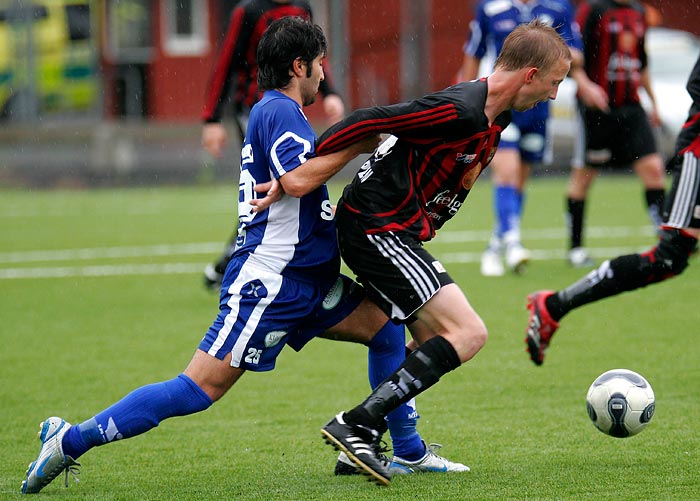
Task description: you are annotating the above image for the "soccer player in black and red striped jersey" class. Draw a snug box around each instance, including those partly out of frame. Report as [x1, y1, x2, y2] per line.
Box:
[315, 20, 573, 484]
[565, 0, 666, 268]
[525, 52, 700, 366]
[201, 0, 344, 290]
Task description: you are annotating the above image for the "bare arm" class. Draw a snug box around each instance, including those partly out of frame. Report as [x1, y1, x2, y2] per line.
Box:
[279, 135, 379, 198]
[640, 67, 661, 127]
[248, 136, 378, 213]
[568, 48, 609, 112]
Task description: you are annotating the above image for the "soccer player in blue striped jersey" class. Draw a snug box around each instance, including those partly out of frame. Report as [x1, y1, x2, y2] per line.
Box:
[20, 17, 464, 495]
[461, 0, 607, 275]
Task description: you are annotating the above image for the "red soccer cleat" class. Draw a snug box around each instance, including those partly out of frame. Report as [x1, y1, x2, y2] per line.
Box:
[525, 291, 560, 366]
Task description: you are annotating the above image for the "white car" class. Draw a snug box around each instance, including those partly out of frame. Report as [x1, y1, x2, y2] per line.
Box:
[549, 27, 700, 167]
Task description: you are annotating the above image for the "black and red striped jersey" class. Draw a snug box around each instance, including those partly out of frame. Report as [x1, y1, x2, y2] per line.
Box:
[201, 0, 336, 123]
[577, 0, 648, 108]
[676, 54, 700, 156]
[317, 79, 510, 241]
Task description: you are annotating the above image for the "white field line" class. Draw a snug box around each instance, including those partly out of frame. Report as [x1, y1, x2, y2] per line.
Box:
[0, 225, 656, 280]
[0, 263, 204, 279]
[0, 243, 222, 264]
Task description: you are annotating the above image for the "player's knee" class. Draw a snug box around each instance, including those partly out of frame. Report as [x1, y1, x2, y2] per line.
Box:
[465, 317, 488, 353]
[441, 319, 487, 363]
[651, 228, 697, 277]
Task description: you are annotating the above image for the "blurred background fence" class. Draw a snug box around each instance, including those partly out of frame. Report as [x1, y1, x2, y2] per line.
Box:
[0, 0, 697, 187]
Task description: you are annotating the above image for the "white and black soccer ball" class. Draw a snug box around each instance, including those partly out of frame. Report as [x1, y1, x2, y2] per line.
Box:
[586, 369, 655, 438]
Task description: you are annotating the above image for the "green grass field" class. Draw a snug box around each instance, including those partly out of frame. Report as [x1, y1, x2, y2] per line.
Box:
[1, 175, 699, 499]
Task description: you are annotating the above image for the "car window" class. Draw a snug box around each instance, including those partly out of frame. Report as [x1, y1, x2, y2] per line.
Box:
[65, 4, 91, 41]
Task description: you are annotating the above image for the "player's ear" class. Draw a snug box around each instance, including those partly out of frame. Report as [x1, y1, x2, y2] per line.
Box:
[525, 67, 539, 83]
[292, 57, 306, 77]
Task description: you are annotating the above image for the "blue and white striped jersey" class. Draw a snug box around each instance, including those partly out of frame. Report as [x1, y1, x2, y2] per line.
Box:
[465, 0, 582, 60]
[233, 90, 338, 281]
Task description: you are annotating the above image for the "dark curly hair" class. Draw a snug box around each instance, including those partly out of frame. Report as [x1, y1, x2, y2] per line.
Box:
[257, 16, 327, 91]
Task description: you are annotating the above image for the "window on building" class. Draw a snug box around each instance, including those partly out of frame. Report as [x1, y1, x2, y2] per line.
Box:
[161, 0, 208, 56]
[106, 0, 154, 63]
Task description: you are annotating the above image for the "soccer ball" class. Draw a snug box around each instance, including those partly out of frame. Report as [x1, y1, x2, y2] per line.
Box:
[586, 369, 655, 438]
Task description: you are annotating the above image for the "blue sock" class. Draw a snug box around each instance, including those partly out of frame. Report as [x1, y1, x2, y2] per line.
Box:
[516, 190, 525, 215]
[62, 373, 212, 460]
[494, 185, 519, 237]
[367, 321, 425, 461]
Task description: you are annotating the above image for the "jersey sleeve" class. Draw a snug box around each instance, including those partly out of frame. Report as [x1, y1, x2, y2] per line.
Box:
[316, 90, 464, 155]
[263, 104, 315, 179]
[463, 2, 489, 58]
[201, 6, 248, 123]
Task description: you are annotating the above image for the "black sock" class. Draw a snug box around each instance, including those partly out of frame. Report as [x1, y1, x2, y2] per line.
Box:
[549, 252, 660, 321]
[548, 229, 697, 321]
[566, 198, 585, 249]
[345, 336, 460, 429]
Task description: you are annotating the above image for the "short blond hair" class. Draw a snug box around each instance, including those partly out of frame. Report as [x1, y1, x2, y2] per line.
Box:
[495, 19, 571, 74]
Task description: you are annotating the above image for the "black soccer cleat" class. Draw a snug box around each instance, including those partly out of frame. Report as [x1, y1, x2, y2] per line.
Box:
[322, 413, 391, 486]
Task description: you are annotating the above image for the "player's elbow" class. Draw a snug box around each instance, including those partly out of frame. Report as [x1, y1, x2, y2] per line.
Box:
[279, 175, 311, 198]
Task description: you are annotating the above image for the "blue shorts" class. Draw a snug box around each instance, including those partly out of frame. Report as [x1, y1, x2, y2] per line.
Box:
[199, 255, 363, 372]
[498, 106, 548, 164]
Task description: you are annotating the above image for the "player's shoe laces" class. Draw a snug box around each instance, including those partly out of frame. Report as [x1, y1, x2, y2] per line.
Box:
[390, 442, 470, 475]
[21, 417, 80, 494]
[568, 247, 595, 268]
[480, 249, 505, 276]
[322, 413, 391, 486]
[525, 291, 560, 366]
[506, 244, 531, 274]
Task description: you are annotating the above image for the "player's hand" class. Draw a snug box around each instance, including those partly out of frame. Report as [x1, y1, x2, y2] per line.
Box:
[350, 134, 382, 156]
[250, 178, 284, 213]
[323, 94, 345, 125]
[577, 81, 609, 112]
[202, 123, 227, 158]
[647, 106, 662, 128]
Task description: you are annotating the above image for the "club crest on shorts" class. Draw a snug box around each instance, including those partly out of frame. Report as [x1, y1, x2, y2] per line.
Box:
[264, 331, 286, 347]
[322, 277, 344, 310]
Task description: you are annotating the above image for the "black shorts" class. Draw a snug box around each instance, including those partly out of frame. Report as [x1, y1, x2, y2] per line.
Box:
[336, 211, 453, 323]
[664, 151, 700, 229]
[579, 103, 658, 168]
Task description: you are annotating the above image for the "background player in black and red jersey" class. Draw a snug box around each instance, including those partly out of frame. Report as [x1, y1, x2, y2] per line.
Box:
[312, 20, 573, 484]
[201, 0, 344, 290]
[565, 0, 666, 268]
[525, 51, 700, 366]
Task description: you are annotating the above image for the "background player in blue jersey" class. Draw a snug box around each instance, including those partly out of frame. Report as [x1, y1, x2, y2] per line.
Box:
[460, 0, 608, 276]
[524, 51, 700, 366]
[20, 18, 465, 495]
